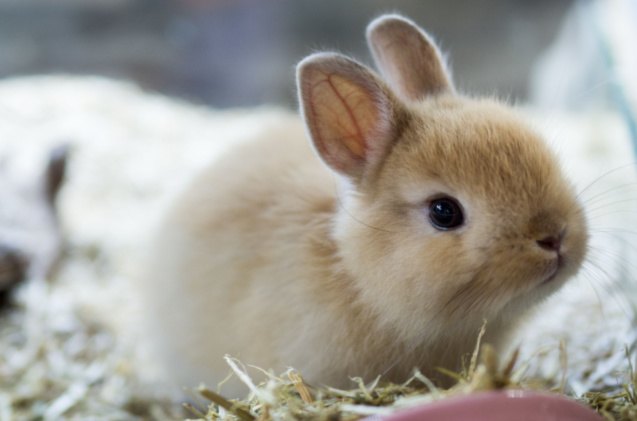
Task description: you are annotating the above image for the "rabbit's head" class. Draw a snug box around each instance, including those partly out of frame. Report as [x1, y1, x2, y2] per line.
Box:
[297, 15, 588, 341]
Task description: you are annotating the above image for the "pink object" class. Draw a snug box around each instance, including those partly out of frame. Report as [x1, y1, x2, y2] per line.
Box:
[369, 390, 602, 421]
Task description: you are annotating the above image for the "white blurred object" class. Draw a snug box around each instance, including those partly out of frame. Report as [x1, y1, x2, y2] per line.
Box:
[531, 0, 637, 116]
[529, 0, 637, 393]
[531, 0, 637, 307]
[530, 1, 605, 110]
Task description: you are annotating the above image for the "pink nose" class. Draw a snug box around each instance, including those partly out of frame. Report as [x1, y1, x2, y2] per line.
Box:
[536, 235, 561, 252]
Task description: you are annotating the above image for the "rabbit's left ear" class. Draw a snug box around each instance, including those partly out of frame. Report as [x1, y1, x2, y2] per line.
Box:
[297, 53, 403, 182]
[366, 14, 454, 101]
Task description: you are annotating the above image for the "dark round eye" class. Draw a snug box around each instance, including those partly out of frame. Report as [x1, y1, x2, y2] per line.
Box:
[428, 197, 464, 230]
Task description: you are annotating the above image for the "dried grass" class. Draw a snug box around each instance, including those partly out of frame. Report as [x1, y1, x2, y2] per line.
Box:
[3, 276, 637, 421]
[0, 279, 181, 421]
[186, 326, 637, 421]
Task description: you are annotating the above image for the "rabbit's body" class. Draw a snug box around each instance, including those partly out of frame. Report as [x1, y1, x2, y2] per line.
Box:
[145, 117, 355, 389]
[141, 15, 588, 396]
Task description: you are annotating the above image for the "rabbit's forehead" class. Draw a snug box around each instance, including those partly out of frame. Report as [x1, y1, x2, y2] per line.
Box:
[387, 103, 570, 212]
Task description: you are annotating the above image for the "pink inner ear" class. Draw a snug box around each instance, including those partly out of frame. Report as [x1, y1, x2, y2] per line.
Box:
[305, 69, 385, 174]
[318, 75, 368, 157]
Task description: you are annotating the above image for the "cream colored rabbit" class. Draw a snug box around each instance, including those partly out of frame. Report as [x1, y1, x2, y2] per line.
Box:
[140, 15, 588, 396]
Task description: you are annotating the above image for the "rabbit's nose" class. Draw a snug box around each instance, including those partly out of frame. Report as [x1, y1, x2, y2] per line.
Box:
[0, 244, 29, 291]
[536, 233, 562, 252]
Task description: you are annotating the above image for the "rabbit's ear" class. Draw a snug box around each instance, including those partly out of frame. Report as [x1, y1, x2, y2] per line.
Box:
[366, 14, 453, 101]
[297, 53, 403, 181]
[44, 144, 70, 206]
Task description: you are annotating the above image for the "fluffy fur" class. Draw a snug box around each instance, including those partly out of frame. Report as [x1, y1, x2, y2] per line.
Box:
[140, 15, 588, 396]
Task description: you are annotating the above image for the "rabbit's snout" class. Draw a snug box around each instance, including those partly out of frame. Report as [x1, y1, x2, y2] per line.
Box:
[528, 210, 569, 251]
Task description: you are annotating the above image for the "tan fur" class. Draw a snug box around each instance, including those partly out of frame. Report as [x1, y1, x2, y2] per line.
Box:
[140, 15, 588, 397]
[367, 14, 454, 99]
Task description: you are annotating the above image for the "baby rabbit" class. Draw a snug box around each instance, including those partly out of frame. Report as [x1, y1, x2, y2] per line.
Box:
[0, 145, 68, 301]
[141, 15, 588, 396]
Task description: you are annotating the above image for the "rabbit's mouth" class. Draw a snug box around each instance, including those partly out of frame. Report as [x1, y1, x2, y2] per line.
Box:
[540, 255, 564, 285]
[541, 270, 559, 285]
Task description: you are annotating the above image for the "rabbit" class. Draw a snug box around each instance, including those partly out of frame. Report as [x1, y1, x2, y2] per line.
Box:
[139, 14, 588, 397]
[0, 144, 68, 302]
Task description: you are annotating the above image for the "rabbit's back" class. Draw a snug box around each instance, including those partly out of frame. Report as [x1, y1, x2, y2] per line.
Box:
[141, 115, 351, 393]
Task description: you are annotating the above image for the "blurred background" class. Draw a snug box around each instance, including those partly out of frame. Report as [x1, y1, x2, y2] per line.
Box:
[0, 0, 576, 108]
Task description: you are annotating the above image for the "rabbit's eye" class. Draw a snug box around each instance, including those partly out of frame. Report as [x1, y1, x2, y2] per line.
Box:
[429, 197, 464, 230]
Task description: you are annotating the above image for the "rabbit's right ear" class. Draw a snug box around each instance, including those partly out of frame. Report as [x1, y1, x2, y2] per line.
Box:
[297, 53, 402, 182]
[366, 14, 453, 101]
